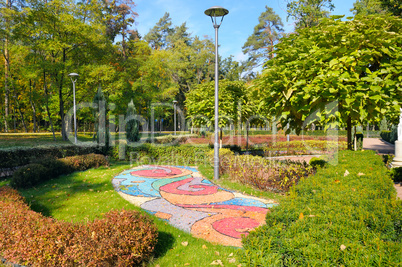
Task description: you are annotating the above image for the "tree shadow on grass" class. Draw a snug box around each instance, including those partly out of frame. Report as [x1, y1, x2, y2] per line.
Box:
[153, 231, 175, 259]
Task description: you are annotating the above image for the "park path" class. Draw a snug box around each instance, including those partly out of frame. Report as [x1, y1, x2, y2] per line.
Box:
[112, 165, 277, 247]
[363, 138, 401, 200]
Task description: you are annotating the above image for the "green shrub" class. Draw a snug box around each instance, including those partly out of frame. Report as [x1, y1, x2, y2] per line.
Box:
[111, 143, 210, 165]
[263, 140, 346, 156]
[309, 157, 327, 168]
[355, 132, 364, 150]
[0, 144, 103, 169]
[241, 150, 402, 266]
[60, 153, 109, 172]
[9, 163, 49, 189]
[390, 167, 402, 183]
[220, 154, 314, 193]
[10, 154, 108, 189]
[0, 186, 158, 267]
[381, 126, 397, 144]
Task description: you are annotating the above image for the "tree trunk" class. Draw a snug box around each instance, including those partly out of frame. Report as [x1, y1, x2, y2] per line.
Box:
[14, 86, 28, 132]
[59, 48, 67, 140]
[347, 116, 353, 150]
[29, 80, 37, 133]
[4, 0, 9, 133]
[44, 71, 56, 141]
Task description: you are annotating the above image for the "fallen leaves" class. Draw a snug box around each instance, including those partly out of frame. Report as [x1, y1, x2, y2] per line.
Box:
[181, 241, 188, 247]
[344, 170, 350, 177]
[210, 260, 223, 266]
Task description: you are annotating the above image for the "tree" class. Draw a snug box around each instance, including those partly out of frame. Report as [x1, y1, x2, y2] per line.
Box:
[378, 0, 402, 16]
[126, 99, 140, 142]
[185, 80, 252, 131]
[350, 0, 386, 15]
[93, 85, 110, 152]
[242, 6, 284, 72]
[258, 15, 402, 150]
[144, 12, 173, 49]
[286, 0, 335, 29]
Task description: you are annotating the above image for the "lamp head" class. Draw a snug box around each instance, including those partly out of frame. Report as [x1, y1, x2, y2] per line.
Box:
[205, 6, 229, 27]
[204, 6, 229, 17]
[68, 73, 79, 77]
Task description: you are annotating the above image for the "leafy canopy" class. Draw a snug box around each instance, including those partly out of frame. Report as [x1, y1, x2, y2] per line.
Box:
[259, 15, 402, 136]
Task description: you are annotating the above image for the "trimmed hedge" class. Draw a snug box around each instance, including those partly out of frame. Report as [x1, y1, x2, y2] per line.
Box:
[0, 186, 158, 267]
[241, 150, 402, 266]
[111, 143, 210, 165]
[381, 126, 397, 144]
[10, 154, 108, 189]
[0, 144, 103, 169]
[212, 149, 315, 193]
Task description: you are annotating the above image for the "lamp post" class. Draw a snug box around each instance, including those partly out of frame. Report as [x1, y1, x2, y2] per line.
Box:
[205, 6, 229, 180]
[173, 100, 177, 135]
[68, 73, 79, 144]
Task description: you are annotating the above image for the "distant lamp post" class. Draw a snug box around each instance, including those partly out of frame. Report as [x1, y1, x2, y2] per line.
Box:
[173, 100, 178, 135]
[68, 73, 79, 144]
[205, 6, 229, 180]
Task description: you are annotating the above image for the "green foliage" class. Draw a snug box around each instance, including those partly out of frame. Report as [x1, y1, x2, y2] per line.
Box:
[264, 140, 346, 156]
[0, 186, 158, 267]
[355, 132, 364, 150]
[217, 153, 315, 193]
[351, 0, 387, 15]
[309, 157, 327, 168]
[185, 80, 252, 129]
[9, 163, 48, 189]
[111, 143, 210, 165]
[125, 100, 140, 143]
[379, 0, 402, 16]
[241, 150, 402, 266]
[242, 6, 284, 72]
[10, 154, 108, 189]
[93, 86, 110, 153]
[286, 0, 335, 29]
[259, 15, 402, 147]
[381, 126, 398, 144]
[144, 12, 173, 49]
[0, 144, 102, 169]
[389, 167, 402, 183]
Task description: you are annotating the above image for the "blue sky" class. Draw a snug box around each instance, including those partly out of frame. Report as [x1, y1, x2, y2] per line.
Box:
[133, 0, 355, 61]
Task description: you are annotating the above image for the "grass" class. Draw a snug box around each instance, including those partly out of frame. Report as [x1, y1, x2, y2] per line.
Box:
[1, 161, 282, 267]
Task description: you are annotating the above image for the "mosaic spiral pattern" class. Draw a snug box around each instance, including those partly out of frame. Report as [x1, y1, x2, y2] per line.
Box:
[112, 165, 277, 247]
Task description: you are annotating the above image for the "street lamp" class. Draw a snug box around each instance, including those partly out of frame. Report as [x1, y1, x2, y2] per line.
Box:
[205, 6, 229, 180]
[68, 73, 79, 144]
[173, 100, 178, 135]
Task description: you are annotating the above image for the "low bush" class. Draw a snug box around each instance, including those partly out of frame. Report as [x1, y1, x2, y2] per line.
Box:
[241, 150, 402, 266]
[309, 157, 327, 168]
[355, 132, 364, 150]
[263, 140, 346, 156]
[0, 186, 158, 267]
[0, 144, 103, 169]
[10, 154, 108, 189]
[381, 126, 397, 144]
[390, 167, 402, 183]
[59, 153, 109, 172]
[217, 152, 314, 193]
[111, 143, 210, 165]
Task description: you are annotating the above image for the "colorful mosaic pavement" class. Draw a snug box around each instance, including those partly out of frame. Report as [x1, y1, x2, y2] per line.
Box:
[112, 165, 277, 247]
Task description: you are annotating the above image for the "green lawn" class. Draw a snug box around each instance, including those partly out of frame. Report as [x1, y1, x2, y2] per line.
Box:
[1, 161, 282, 266]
